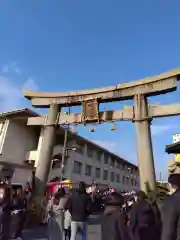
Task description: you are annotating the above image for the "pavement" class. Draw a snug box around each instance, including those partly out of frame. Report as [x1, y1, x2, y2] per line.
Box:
[23, 215, 101, 240]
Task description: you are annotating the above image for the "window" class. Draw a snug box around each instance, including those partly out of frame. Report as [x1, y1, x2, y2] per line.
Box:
[73, 161, 82, 174]
[52, 161, 61, 169]
[0, 120, 8, 154]
[116, 174, 120, 183]
[111, 158, 115, 167]
[117, 162, 120, 169]
[103, 170, 108, 180]
[131, 178, 133, 185]
[85, 164, 92, 176]
[134, 179, 137, 186]
[87, 146, 93, 158]
[96, 151, 101, 162]
[76, 144, 84, 155]
[122, 176, 125, 184]
[104, 154, 109, 164]
[122, 164, 125, 171]
[95, 168, 101, 179]
[111, 172, 114, 182]
[126, 177, 129, 185]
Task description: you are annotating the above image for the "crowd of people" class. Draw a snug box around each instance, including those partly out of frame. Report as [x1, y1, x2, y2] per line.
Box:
[0, 183, 28, 240]
[0, 172, 180, 240]
[43, 173, 180, 240]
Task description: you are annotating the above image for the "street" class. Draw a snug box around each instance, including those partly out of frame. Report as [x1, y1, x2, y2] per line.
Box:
[23, 215, 101, 240]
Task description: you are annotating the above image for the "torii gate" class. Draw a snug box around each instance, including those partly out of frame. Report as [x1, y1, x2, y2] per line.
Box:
[23, 68, 180, 196]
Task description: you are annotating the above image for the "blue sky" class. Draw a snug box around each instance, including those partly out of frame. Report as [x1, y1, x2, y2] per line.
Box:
[0, 0, 180, 180]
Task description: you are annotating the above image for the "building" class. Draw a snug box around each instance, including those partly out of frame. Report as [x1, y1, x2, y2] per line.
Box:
[0, 108, 139, 191]
[165, 141, 180, 154]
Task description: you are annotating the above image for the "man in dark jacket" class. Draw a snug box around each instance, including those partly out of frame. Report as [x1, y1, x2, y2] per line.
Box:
[68, 182, 91, 240]
[161, 174, 180, 240]
[10, 187, 27, 240]
[0, 184, 11, 240]
[101, 192, 130, 240]
[129, 191, 161, 240]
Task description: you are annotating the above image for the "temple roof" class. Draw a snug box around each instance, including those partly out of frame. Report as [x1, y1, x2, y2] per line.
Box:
[165, 141, 180, 154]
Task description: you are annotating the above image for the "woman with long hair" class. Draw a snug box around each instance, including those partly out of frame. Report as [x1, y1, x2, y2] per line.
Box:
[48, 187, 68, 240]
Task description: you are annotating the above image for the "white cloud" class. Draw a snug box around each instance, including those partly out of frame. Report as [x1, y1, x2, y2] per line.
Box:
[23, 78, 38, 91]
[14, 67, 21, 74]
[92, 140, 118, 153]
[2, 65, 9, 73]
[1, 63, 21, 74]
[151, 124, 171, 136]
[0, 65, 38, 112]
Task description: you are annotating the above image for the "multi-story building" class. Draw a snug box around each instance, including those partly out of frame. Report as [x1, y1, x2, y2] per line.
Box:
[0, 108, 139, 192]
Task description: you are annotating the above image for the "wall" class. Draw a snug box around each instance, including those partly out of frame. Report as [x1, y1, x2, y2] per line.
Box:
[0, 118, 38, 184]
[0, 119, 38, 165]
[50, 141, 139, 191]
[11, 168, 32, 186]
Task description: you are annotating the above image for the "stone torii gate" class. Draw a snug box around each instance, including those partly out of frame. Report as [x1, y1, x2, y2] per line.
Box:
[23, 68, 180, 195]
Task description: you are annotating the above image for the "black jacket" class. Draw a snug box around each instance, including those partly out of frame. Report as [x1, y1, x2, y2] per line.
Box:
[11, 195, 27, 211]
[129, 199, 161, 240]
[68, 189, 91, 222]
[101, 206, 131, 240]
[161, 190, 180, 240]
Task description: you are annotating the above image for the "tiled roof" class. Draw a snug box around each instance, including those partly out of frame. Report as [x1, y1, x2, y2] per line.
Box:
[165, 141, 180, 154]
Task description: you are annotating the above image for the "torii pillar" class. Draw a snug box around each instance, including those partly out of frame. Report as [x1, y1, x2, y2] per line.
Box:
[35, 104, 60, 196]
[134, 94, 156, 192]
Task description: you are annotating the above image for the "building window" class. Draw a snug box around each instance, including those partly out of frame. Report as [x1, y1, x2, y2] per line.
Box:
[116, 174, 120, 183]
[111, 158, 115, 167]
[73, 161, 82, 174]
[104, 154, 109, 164]
[134, 179, 137, 186]
[131, 178, 133, 185]
[87, 146, 93, 158]
[85, 164, 92, 176]
[0, 120, 8, 154]
[103, 170, 108, 180]
[126, 177, 129, 185]
[122, 176, 125, 184]
[117, 162, 120, 169]
[95, 168, 101, 179]
[96, 151, 101, 162]
[76, 144, 84, 155]
[111, 172, 114, 182]
[122, 164, 125, 171]
[52, 161, 61, 169]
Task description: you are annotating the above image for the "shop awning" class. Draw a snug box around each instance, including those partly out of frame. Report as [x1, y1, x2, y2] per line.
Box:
[165, 141, 180, 154]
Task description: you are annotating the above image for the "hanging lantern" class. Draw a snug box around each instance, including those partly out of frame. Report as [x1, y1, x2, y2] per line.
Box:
[111, 123, 116, 131]
[90, 127, 95, 132]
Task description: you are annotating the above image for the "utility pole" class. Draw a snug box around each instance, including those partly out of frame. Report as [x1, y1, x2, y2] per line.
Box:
[60, 128, 68, 181]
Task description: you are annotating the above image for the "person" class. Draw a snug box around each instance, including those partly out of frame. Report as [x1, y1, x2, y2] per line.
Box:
[48, 187, 67, 240]
[67, 182, 91, 240]
[64, 189, 72, 240]
[10, 187, 27, 240]
[161, 174, 180, 240]
[129, 191, 161, 240]
[0, 184, 11, 240]
[101, 192, 130, 240]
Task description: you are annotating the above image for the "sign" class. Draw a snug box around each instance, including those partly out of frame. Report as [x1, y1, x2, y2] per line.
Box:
[172, 134, 180, 162]
[82, 99, 99, 123]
